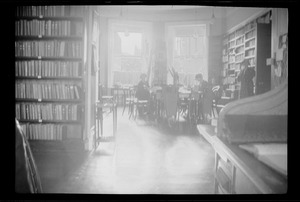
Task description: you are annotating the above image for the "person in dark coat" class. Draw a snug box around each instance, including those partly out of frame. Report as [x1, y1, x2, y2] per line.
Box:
[136, 73, 150, 101]
[190, 73, 213, 124]
[237, 60, 256, 99]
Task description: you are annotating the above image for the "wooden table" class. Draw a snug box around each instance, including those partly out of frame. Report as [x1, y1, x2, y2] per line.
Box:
[197, 124, 287, 194]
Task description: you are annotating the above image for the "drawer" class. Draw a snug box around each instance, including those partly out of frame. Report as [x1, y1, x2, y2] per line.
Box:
[218, 155, 233, 179]
[216, 167, 232, 193]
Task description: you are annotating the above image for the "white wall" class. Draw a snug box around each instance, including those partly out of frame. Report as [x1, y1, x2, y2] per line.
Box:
[224, 7, 266, 32]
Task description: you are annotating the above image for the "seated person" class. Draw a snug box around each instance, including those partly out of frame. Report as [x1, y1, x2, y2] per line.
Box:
[191, 73, 213, 124]
[136, 73, 150, 100]
[136, 73, 150, 116]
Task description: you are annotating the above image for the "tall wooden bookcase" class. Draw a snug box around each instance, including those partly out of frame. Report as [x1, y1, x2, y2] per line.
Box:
[221, 11, 272, 100]
[15, 6, 85, 152]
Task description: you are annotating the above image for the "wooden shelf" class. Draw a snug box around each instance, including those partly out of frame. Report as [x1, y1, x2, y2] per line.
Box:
[235, 52, 244, 57]
[245, 36, 256, 42]
[15, 35, 83, 40]
[15, 16, 83, 21]
[244, 27, 255, 35]
[15, 76, 82, 80]
[15, 56, 82, 61]
[245, 46, 255, 51]
[235, 43, 244, 49]
[17, 119, 82, 124]
[245, 55, 255, 59]
[15, 98, 82, 103]
[29, 139, 85, 153]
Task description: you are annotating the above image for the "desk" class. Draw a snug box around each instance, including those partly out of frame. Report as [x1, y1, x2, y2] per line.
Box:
[197, 124, 287, 194]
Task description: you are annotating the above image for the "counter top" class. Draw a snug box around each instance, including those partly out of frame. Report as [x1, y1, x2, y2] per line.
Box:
[197, 124, 287, 194]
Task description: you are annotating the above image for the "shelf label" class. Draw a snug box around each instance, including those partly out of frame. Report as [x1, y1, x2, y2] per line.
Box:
[37, 76, 41, 79]
[38, 119, 42, 123]
[38, 35, 42, 38]
[38, 56, 42, 59]
[39, 15, 43, 19]
[38, 98, 42, 102]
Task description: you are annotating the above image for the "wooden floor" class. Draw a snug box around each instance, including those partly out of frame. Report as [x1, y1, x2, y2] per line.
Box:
[32, 107, 216, 194]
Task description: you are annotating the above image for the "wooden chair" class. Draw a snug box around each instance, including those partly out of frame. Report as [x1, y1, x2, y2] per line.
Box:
[212, 85, 221, 118]
[122, 86, 135, 117]
[95, 85, 117, 148]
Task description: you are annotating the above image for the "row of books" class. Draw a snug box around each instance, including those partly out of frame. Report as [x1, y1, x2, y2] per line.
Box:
[15, 60, 82, 77]
[223, 76, 237, 85]
[249, 58, 256, 66]
[229, 64, 235, 70]
[245, 49, 255, 57]
[20, 123, 64, 140]
[235, 27, 245, 38]
[228, 41, 235, 49]
[235, 54, 244, 63]
[235, 46, 244, 54]
[15, 19, 83, 37]
[229, 55, 235, 63]
[15, 81, 82, 100]
[15, 40, 82, 58]
[222, 55, 228, 63]
[16, 103, 81, 121]
[236, 37, 244, 46]
[20, 123, 82, 141]
[245, 30, 255, 40]
[245, 21, 256, 33]
[15, 6, 83, 18]
[245, 39, 256, 49]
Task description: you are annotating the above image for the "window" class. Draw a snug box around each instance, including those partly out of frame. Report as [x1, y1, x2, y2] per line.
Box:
[174, 33, 205, 58]
[168, 24, 207, 86]
[113, 31, 142, 57]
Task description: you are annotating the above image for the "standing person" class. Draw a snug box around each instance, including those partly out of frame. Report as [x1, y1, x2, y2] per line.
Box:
[237, 60, 256, 99]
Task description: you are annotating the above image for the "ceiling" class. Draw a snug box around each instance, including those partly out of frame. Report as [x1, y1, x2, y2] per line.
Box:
[98, 5, 239, 18]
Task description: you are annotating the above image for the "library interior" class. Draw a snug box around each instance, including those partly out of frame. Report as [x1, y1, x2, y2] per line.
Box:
[15, 5, 288, 195]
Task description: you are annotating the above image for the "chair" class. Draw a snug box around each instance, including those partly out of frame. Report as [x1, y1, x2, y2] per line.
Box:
[212, 85, 220, 118]
[129, 85, 150, 120]
[112, 85, 125, 107]
[122, 86, 135, 117]
[211, 85, 224, 118]
[95, 85, 117, 148]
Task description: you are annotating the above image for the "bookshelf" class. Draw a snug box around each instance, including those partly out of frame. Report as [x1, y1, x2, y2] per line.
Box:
[15, 6, 85, 151]
[221, 11, 272, 100]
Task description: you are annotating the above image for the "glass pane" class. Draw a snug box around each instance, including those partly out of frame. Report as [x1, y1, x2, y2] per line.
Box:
[115, 31, 142, 56]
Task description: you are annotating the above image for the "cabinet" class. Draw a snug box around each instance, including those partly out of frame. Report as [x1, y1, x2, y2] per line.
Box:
[197, 125, 287, 194]
[221, 11, 272, 99]
[15, 6, 85, 152]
